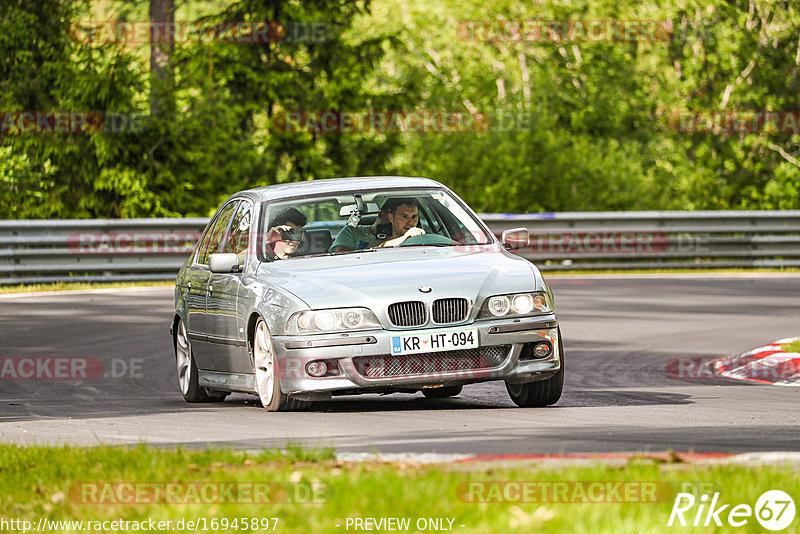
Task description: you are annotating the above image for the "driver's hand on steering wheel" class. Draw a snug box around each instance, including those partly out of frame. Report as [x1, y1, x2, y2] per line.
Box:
[378, 226, 425, 247]
[403, 227, 425, 239]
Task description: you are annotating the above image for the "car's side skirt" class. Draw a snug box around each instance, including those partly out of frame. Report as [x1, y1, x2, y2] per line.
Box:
[198, 370, 255, 393]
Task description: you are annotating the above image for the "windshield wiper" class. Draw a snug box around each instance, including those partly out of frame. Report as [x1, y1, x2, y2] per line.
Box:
[322, 248, 378, 257]
[404, 243, 456, 247]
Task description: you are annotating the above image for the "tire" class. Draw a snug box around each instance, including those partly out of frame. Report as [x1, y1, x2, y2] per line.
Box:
[505, 330, 564, 407]
[422, 385, 463, 398]
[252, 317, 306, 412]
[175, 318, 215, 403]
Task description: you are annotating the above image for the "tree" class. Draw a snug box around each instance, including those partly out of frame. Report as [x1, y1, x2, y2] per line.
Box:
[149, 0, 175, 118]
[0, 0, 152, 218]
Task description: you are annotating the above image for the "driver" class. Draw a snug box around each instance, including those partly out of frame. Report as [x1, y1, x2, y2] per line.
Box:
[376, 198, 425, 247]
[329, 198, 393, 253]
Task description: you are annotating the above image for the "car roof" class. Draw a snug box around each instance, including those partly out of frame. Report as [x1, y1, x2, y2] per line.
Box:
[232, 176, 446, 203]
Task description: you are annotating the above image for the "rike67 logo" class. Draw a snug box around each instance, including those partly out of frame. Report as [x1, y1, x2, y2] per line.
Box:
[668, 490, 796, 530]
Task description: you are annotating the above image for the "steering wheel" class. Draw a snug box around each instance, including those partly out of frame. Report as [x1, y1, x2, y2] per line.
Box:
[399, 234, 458, 246]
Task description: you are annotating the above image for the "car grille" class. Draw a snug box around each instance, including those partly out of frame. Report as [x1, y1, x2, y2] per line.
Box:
[387, 301, 427, 327]
[432, 298, 469, 324]
[353, 346, 510, 379]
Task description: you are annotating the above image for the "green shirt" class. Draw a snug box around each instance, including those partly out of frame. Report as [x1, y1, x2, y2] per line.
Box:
[329, 225, 380, 252]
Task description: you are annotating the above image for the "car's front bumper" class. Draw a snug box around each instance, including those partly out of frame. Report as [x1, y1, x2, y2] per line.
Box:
[272, 316, 561, 396]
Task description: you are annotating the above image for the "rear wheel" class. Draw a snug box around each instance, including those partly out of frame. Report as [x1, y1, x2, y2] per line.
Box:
[252, 318, 306, 411]
[505, 332, 564, 407]
[175, 318, 225, 403]
[422, 385, 463, 398]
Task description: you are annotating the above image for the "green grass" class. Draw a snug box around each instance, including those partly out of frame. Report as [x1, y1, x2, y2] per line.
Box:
[0, 280, 174, 294]
[1, 445, 797, 533]
[781, 338, 800, 352]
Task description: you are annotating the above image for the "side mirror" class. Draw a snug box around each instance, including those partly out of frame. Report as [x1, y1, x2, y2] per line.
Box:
[501, 228, 530, 250]
[209, 253, 241, 273]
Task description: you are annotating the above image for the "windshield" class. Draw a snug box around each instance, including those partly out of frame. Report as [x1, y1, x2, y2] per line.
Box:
[257, 188, 493, 261]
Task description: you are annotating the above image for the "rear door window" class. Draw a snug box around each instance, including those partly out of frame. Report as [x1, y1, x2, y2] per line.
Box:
[222, 201, 252, 256]
[198, 201, 238, 265]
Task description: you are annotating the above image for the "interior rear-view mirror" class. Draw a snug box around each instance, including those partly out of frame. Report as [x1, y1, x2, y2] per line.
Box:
[339, 202, 380, 217]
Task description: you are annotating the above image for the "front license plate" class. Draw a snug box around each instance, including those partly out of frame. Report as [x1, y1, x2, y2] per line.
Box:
[391, 327, 478, 355]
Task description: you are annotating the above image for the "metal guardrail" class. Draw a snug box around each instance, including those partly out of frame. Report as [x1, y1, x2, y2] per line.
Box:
[1, 211, 799, 284]
[482, 211, 800, 271]
[0, 218, 207, 285]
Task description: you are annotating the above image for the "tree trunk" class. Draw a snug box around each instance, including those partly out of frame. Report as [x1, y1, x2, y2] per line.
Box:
[149, 0, 174, 118]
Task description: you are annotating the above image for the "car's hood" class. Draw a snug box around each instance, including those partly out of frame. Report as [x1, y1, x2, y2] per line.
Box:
[259, 245, 541, 309]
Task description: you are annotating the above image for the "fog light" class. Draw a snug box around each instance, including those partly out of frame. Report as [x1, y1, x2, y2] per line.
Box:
[306, 361, 328, 377]
[533, 342, 552, 358]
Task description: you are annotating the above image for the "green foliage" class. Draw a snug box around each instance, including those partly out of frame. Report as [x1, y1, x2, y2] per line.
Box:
[366, 0, 800, 211]
[1, 0, 799, 217]
[160, 0, 417, 214]
[0, 0, 164, 218]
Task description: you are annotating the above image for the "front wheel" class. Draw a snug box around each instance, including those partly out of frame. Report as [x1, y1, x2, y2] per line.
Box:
[252, 318, 306, 412]
[505, 333, 564, 407]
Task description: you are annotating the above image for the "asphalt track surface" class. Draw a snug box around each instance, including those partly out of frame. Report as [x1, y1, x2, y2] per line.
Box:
[1, 275, 798, 455]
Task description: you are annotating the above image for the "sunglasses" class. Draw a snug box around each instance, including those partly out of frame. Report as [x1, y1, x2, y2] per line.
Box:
[280, 227, 305, 242]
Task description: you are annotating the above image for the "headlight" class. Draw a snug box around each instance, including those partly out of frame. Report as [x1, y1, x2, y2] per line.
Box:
[477, 292, 552, 319]
[287, 307, 381, 334]
[512, 294, 534, 314]
[314, 311, 336, 330]
[342, 309, 364, 328]
[487, 296, 511, 316]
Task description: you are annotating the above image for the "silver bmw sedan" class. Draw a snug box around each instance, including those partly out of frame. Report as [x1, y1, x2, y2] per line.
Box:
[171, 176, 563, 411]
